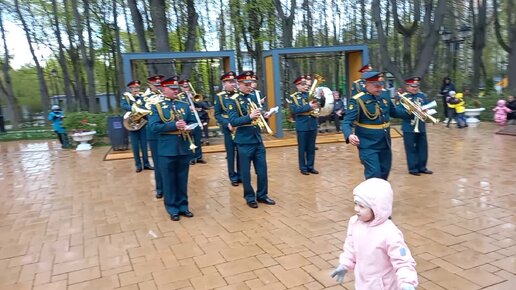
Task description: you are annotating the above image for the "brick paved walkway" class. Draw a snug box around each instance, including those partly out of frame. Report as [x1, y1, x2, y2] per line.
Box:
[0, 123, 515, 290]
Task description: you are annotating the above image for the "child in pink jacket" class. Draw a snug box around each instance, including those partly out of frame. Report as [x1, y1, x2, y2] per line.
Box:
[493, 99, 512, 125]
[331, 178, 418, 290]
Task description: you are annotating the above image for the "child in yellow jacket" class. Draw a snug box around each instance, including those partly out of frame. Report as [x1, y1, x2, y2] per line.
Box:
[446, 92, 467, 128]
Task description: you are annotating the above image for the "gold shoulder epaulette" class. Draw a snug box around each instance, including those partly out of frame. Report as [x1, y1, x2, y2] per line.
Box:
[352, 92, 365, 100]
[230, 93, 240, 100]
[216, 91, 226, 97]
[289, 92, 299, 98]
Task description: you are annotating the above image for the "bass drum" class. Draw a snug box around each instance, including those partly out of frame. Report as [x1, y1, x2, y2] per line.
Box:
[314, 86, 334, 117]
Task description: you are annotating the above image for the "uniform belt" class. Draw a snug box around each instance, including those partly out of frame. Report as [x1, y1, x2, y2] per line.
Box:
[355, 122, 390, 129]
[161, 131, 183, 135]
[297, 112, 311, 116]
[221, 114, 228, 118]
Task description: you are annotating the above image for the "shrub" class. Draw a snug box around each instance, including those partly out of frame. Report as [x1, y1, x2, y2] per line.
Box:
[62, 112, 109, 136]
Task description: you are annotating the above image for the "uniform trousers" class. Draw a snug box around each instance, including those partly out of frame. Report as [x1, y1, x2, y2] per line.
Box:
[148, 139, 163, 195]
[358, 146, 392, 180]
[222, 128, 240, 183]
[129, 127, 150, 169]
[191, 126, 203, 161]
[159, 155, 190, 215]
[402, 132, 428, 173]
[296, 130, 317, 172]
[237, 143, 268, 202]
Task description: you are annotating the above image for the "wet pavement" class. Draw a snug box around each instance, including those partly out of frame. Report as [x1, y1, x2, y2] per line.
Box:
[0, 123, 515, 290]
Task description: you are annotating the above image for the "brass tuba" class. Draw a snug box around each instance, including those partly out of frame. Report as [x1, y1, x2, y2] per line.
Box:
[123, 103, 151, 131]
[307, 74, 325, 117]
[123, 93, 152, 131]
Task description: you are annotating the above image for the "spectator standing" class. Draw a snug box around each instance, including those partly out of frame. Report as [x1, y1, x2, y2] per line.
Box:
[439, 77, 456, 122]
[506, 95, 516, 125]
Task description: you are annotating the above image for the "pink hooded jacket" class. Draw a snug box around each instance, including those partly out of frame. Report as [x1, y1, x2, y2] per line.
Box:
[339, 178, 418, 290]
[493, 99, 512, 124]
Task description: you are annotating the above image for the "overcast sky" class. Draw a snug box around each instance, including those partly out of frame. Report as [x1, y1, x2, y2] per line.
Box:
[5, 20, 52, 70]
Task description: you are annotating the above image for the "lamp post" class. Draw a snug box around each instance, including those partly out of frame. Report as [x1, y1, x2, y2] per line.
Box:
[440, 25, 472, 81]
[50, 69, 58, 96]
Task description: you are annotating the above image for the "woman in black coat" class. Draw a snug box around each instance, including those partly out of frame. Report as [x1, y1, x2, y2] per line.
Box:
[439, 77, 456, 120]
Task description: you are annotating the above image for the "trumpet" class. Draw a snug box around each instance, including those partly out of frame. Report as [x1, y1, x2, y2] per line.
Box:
[248, 99, 273, 134]
[172, 103, 197, 152]
[307, 74, 325, 117]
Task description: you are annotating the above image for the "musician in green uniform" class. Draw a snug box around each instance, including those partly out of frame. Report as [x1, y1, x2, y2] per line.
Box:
[286, 75, 319, 175]
[399, 77, 433, 176]
[227, 71, 275, 208]
[214, 71, 241, 186]
[342, 72, 406, 180]
[148, 76, 196, 221]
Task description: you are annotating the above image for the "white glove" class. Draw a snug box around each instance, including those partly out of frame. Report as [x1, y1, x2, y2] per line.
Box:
[330, 264, 347, 283]
[401, 283, 416, 290]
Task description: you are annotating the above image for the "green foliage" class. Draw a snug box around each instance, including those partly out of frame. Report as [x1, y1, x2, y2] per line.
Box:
[10, 66, 42, 112]
[281, 108, 295, 130]
[62, 111, 109, 136]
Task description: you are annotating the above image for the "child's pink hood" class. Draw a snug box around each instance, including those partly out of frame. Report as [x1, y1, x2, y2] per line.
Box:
[353, 178, 393, 227]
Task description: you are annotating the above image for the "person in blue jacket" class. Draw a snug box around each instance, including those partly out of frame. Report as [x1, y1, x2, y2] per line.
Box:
[121, 80, 153, 173]
[342, 72, 406, 180]
[48, 105, 69, 148]
[227, 71, 276, 209]
[148, 76, 196, 221]
[399, 77, 433, 176]
[286, 75, 319, 175]
[214, 71, 241, 186]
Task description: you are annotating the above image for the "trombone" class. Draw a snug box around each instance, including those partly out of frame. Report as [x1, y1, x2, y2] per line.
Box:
[186, 82, 204, 129]
[248, 99, 273, 134]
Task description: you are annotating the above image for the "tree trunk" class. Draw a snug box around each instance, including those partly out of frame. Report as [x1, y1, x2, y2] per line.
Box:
[13, 0, 51, 120]
[470, 0, 487, 95]
[180, 0, 199, 79]
[64, 0, 87, 110]
[372, 0, 446, 83]
[493, 0, 516, 95]
[112, 0, 124, 106]
[51, 0, 75, 112]
[127, 0, 149, 52]
[0, 11, 22, 128]
[72, 0, 97, 112]
[273, 0, 300, 81]
[149, 0, 173, 75]
[218, 0, 226, 50]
